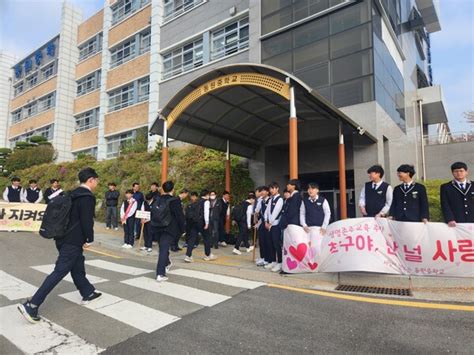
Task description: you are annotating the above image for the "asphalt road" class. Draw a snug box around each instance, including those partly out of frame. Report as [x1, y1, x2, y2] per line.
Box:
[1, 232, 473, 354]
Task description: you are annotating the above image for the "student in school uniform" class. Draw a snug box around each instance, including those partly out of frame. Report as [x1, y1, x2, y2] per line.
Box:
[120, 190, 137, 249]
[170, 188, 189, 252]
[44, 179, 64, 204]
[264, 182, 284, 273]
[232, 193, 256, 255]
[389, 164, 429, 222]
[132, 182, 144, 240]
[139, 192, 156, 253]
[281, 179, 302, 229]
[21, 179, 43, 203]
[358, 165, 393, 217]
[255, 186, 271, 266]
[300, 183, 331, 235]
[217, 191, 230, 247]
[104, 183, 120, 230]
[208, 190, 220, 250]
[184, 192, 200, 255]
[440, 162, 474, 225]
[192, 190, 217, 262]
[3, 177, 22, 202]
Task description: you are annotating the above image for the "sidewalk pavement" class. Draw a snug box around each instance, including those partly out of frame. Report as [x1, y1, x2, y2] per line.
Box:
[91, 224, 474, 303]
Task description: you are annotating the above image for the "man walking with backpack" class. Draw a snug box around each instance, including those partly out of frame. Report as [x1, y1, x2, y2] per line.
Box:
[18, 168, 102, 323]
[232, 193, 255, 255]
[150, 181, 185, 282]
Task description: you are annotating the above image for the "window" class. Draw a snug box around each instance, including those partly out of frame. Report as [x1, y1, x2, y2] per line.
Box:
[140, 29, 151, 54]
[106, 130, 135, 158]
[79, 34, 102, 60]
[330, 22, 371, 59]
[162, 38, 203, 79]
[331, 75, 373, 107]
[77, 71, 100, 96]
[27, 74, 38, 88]
[35, 124, 54, 141]
[331, 49, 372, 84]
[138, 77, 150, 102]
[11, 110, 22, 124]
[73, 147, 98, 159]
[24, 102, 38, 118]
[329, 1, 370, 35]
[75, 109, 99, 132]
[108, 84, 135, 111]
[14, 82, 24, 97]
[112, 0, 150, 24]
[164, 0, 203, 21]
[41, 63, 55, 80]
[211, 17, 249, 60]
[38, 92, 56, 112]
[110, 38, 136, 67]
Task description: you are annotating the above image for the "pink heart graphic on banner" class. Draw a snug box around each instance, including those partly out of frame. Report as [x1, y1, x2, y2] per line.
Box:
[289, 243, 307, 262]
[286, 257, 298, 270]
[308, 262, 318, 271]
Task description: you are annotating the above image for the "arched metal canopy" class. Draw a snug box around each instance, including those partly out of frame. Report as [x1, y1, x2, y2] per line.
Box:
[150, 63, 375, 158]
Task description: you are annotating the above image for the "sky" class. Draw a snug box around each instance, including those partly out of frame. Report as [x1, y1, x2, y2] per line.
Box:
[0, 0, 472, 132]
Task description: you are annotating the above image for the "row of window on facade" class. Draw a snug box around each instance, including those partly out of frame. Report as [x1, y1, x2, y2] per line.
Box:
[73, 129, 137, 160]
[13, 62, 57, 97]
[11, 92, 56, 125]
[10, 124, 54, 148]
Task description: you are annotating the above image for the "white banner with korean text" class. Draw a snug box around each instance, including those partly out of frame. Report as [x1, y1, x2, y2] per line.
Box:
[0, 202, 46, 232]
[282, 218, 474, 278]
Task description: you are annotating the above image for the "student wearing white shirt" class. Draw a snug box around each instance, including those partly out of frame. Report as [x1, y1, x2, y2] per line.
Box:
[3, 177, 22, 202]
[300, 183, 331, 235]
[21, 179, 43, 203]
[264, 182, 284, 273]
[120, 190, 137, 248]
[232, 193, 256, 255]
[255, 186, 271, 266]
[359, 165, 393, 217]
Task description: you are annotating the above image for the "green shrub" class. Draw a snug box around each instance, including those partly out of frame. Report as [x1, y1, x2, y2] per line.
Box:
[5, 144, 55, 172]
[423, 179, 449, 222]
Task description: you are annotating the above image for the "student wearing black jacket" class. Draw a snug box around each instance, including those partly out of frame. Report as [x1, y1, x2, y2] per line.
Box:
[105, 182, 120, 230]
[151, 181, 185, 282]
[18, 168, 102, 324]
[217, 191, 230, 247]
[390, 165, 429, 222]
[280, 179, 302, 229]
[440, 162, 473, 225]
[44, 179, 64, 204]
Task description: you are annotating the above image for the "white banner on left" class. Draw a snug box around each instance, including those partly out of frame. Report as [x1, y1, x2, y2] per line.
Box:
[0, 202, 46, 232]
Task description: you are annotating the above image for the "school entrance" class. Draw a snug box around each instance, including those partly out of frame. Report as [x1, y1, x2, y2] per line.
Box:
[150, 64, 375, 220]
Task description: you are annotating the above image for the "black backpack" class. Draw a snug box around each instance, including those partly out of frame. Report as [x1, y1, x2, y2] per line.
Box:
[151, 196, 177, 227]
[186, 202, 200, 224]
[39, 192, 81, 239]
[231, 201, 248, 222]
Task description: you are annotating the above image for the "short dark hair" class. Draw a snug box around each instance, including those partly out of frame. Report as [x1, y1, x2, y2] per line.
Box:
[50, 179, 59, 184]
[283, 189, 290, 194]
[261, 186, 269, 192]
[223, 190, 230, 196]
[367, 165, 385, 178]
[200, 189, 209, 197]
[307, 182, 320, 189]
[209, 190, 217, 195]
[397, 164, 416, 178]
[11, 177, 20, 182]
[287, 179, 300, 190]
[125, 189, 133, 195]
[268, 182, 279, 189]
[132, 182, 140, 187]
[451, 162, 468, 171]
[247, 193, 256, 200]
[180, 188, 189, 194]
[190, 191, 199, 197]
[108, 182, 116, 187]
[29, 179, 37, 184]
[78, 167, 98, 183]
[151, 182, 159, 187]
[162, 181, 174, 193]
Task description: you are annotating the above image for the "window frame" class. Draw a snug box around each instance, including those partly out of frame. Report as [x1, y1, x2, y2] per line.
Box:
[210, 17, 249, 60]
[162, 38, 203, 79]
[75, 108, 99, 132]
[106, 130, 136, 158]
[108, 84, 135, 112]
[77, 71, 100, 96]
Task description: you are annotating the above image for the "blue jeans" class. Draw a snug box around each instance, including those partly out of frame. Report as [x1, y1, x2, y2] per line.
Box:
[105, 206, 118, 228]
[31, 243, 94, 307]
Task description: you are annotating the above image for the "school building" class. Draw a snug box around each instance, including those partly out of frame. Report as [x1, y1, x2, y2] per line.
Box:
[3, 0, 468, 217]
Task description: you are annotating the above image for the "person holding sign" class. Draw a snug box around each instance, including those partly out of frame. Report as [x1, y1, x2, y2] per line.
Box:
[358, 165, 393, 217]
[264, 182, 284, 272]
[44, 179, 63, 204]
[300, 183, 331, 235]
[138, 192, 155, 252]
[440, 162, 473, 225]
[390, 165, 429, 222]
[120, 190, 137, 248]
[2, 177, 21, 202]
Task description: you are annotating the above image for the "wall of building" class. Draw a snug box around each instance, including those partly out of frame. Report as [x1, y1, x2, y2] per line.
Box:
[0, 53, 16, 148]
[425, 141, 474, 180]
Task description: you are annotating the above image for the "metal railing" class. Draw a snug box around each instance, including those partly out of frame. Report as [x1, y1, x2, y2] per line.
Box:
[424, 131, 474, 145]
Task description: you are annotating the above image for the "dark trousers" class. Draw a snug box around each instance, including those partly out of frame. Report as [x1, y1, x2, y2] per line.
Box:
[210, 219, 220, 247]
[218, 218, 227, 242]
[234, 221, 250, 250]
[134, 218, 141, 237]
[31, 243, 94, 307]
[123, 217, 135, 245]
[198, 225, 211, 256]
[258, 223, 269, 260]
[269, 225, 282, 263]
[152, 227, 173, 276]
[143, 222, 152, 248]
[186, 224, 200, 257]
[105, 206, 118, 228]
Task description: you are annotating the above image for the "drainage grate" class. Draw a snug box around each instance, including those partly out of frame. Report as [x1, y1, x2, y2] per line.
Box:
[335, 284, 412, 296]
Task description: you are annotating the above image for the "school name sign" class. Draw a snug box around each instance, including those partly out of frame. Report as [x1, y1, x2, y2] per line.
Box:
[283, 218, 474, 278]
[0, 202, 46, 232]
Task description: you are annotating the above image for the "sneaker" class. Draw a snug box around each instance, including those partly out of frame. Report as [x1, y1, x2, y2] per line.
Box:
[146, 248, 152, 253]
[126, 244, 133, 249]
[156, 275, 168, 282]
[256, 258, 265, 266]
[271, 263, 282, 273]
[218, 241, 227, 247]
[184, 255, 193, 263]
[114, 227, 119, 231]
[166, 261, 173, 273]
[81, 291, 102, 305]
[203, 254, 217, 261]
[121, 243, 128, 248]
[140, 247, 147, 251]
[106, 227, 110, 230]
[246, 246, 255, 253]
[183, 243, 188, 248]
[232, 248, 242, 255]
[264, 262, 276, 270]
[18, 301, 40, 324]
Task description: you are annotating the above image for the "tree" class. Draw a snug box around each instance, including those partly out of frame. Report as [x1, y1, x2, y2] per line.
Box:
[120, 127, 149, 155]
[5, 144, 55, 173]
[0, 148, 12, 175]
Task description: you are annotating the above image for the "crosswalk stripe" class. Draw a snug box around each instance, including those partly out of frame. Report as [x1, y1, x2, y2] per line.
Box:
[85, 260, 152, 275]
[168, 269, 266, 289]
[0, 270, 37, 300]
[0, 304, 103, 354]
[121, 276, 231, 307]
[31, 264, 109, 284]
[59, 291, 180, 333]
